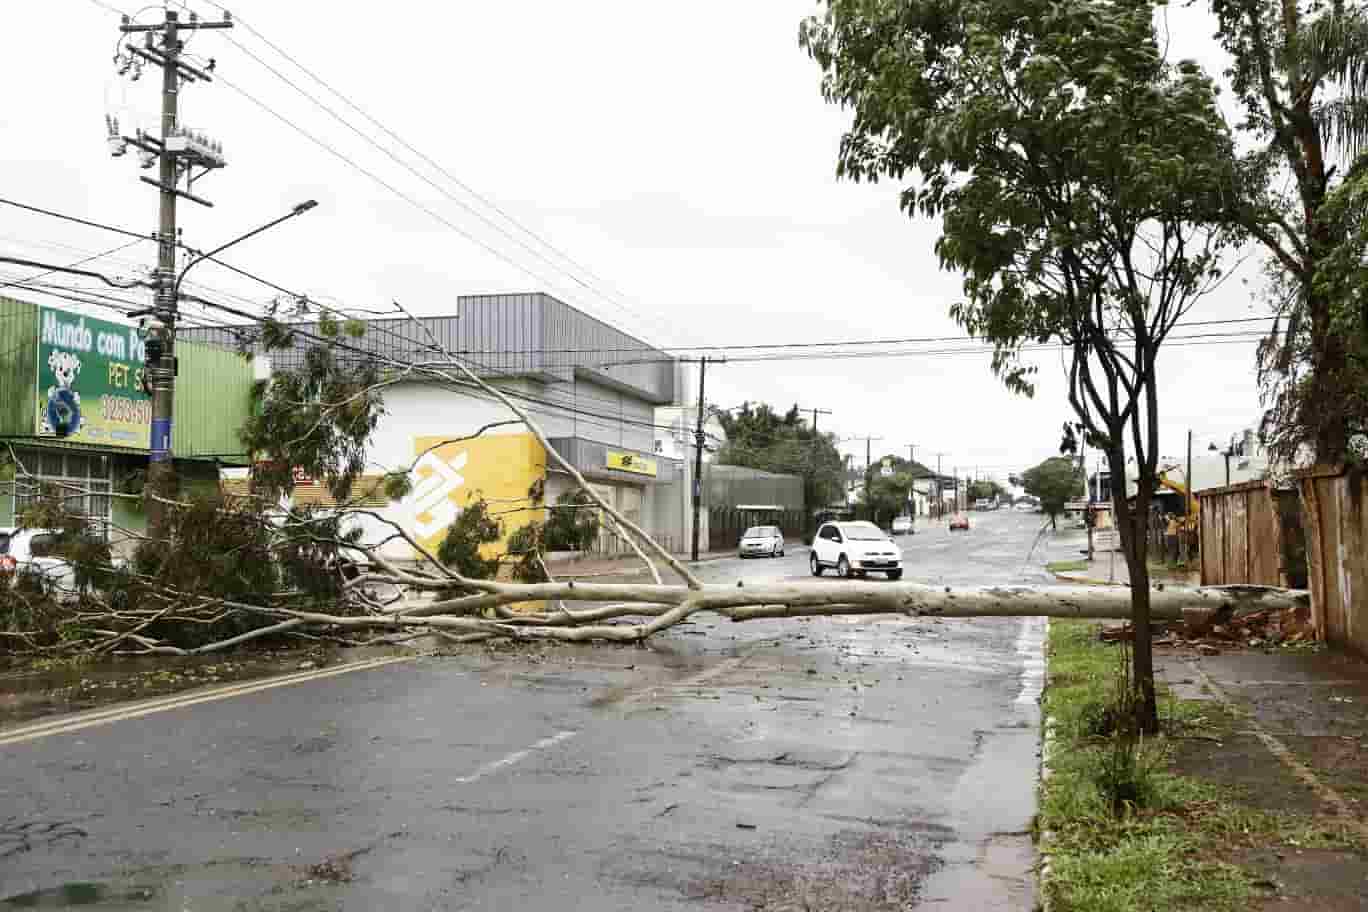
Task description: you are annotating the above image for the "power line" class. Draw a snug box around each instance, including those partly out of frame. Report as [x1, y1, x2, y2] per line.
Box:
[0, 239, 146, 292]
[207, 69, 674, 349]
[0, 196, 152, 242]
[209, 32, 671, 347]
[182, 0, 680, 346]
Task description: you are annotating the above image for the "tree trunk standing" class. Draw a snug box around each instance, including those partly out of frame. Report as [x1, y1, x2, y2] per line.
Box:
[1287, 1, 1348, 463]
[1109, 446, 1159, 735]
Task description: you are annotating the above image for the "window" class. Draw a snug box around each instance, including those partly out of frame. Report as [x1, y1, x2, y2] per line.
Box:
[819, 526, 839, 541]
[0, 532, 10, 554]
[11, 448, 112, 538]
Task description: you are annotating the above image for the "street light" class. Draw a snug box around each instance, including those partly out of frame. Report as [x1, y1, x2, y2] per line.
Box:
[173, 199, 317, 298]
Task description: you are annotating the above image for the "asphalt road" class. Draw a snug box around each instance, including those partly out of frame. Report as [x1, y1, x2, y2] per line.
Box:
[1, 511, 1084, 910]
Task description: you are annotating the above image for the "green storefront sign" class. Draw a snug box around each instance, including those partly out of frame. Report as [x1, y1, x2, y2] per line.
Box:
[34, 306, 151, 449]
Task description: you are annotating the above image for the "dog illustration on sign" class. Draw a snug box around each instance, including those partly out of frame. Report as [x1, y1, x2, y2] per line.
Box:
[41, 350, 83, 437]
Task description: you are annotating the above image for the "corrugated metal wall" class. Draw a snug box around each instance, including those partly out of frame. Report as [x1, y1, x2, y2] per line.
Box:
[0, 298, 39, 437]
[174, 340, 255, 461]
[538, 293, 673, 403]
[179, 292, 676, 405]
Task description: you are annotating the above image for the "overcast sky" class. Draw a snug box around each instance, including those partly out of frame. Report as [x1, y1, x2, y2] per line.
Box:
[0, 0, 1272, 482]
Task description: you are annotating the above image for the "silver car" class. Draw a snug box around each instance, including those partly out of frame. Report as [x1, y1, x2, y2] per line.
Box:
[738, 525, 785, 559]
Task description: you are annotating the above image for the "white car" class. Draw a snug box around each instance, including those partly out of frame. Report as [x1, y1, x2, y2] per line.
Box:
[738, 525, 785, 559]
[891, 515, 914, 535]
[809, 521, 902, 580]
[0, 527, 83, 599]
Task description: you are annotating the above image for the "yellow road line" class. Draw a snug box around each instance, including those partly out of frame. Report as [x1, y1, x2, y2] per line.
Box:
[0, 655, 414, 748]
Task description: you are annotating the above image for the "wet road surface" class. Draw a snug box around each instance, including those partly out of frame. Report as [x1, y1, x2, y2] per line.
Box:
[2, 512, 1082, 910]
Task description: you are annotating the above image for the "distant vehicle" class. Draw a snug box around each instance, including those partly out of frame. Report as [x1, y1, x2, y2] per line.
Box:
[949, 514, 971, 531]
[974, 498, 992, 511]
[1014, 502, 1037, 512]
[891, 515, 914, 535]
[809, 521, 902, 580]
[738, 525, 785, 559]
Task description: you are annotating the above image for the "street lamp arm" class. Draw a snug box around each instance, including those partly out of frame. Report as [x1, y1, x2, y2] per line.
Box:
[173, 199, 317, 297]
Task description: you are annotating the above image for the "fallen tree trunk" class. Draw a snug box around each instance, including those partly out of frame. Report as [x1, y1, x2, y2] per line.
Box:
[103, 581, 1303, 652]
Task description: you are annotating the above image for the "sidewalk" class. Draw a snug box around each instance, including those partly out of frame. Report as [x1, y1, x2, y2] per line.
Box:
[1156, 641, 1368, 909]
[1050, 552, 1200, 587]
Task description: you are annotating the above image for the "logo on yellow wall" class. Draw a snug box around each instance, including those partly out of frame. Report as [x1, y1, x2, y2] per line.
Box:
[409, 434, 545, 557]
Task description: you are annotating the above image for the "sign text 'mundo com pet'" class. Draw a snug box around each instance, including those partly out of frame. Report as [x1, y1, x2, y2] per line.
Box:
[34, 307, 151, 448]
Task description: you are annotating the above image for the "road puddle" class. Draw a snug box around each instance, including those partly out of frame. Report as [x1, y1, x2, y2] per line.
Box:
[1, 882, 158, 907]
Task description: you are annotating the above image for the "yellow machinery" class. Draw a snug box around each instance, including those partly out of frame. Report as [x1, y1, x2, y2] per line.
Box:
[1156, 465, 1198, 536]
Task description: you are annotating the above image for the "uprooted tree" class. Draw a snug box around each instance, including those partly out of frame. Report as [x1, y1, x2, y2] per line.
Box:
[0, 290, 1307, 662]
[801, 0, 1247, 732]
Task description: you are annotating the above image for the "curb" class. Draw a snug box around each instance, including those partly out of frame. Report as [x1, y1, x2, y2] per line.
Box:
[1051, 571, 1127, 587]
[1037, 714, 1058, 912]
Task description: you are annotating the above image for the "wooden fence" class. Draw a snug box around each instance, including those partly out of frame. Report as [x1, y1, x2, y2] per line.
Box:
[1298, 466, 1368, 656]
[1197, 480, 1285, 587]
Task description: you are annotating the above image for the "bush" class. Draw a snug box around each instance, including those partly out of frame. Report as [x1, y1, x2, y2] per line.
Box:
[436, 495, 502, 592]
[543, 489, 600, 552]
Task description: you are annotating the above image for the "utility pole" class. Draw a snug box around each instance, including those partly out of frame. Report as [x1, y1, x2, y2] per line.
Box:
[114, 9, 232, 540]
[690, 357, 710, 562]
[904, 443, 918, 515]
[809, 407, 832, 434]
[1186, 428, 1194, 529]
[935, 452, 945, 518]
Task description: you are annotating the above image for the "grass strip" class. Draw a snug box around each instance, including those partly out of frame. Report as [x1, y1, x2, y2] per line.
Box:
[1039, 620, 1359, 912]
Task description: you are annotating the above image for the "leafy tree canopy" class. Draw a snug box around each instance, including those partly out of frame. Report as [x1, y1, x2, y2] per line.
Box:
[1022, 456, 1086, 524]
[1215, 0, 1368, 462]
[715, 402, 845, 509]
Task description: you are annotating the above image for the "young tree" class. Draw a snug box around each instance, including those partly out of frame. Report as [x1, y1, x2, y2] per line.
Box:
[802, 0, 1241, 731]
[1213, 0, 1368, 464]
[1023, 457, 1086, 529]
[967, 480, 1005, 503]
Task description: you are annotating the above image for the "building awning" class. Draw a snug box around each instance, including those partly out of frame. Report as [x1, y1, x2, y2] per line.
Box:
[548, 437, 678, 485]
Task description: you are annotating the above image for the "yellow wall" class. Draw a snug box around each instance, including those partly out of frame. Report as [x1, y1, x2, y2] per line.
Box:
[410, 433, 546, 560]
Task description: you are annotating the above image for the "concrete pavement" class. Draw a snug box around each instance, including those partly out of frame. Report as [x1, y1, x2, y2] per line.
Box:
[1, 512, 1080, 910]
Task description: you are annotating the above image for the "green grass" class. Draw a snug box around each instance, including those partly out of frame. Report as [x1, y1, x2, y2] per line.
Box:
[1047, 559, 1090, 574]
[1039, 621, 1362, 911]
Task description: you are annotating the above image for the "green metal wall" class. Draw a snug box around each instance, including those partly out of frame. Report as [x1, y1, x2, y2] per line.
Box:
[0, 298, 39, 438]
[174, 339, 254, 463]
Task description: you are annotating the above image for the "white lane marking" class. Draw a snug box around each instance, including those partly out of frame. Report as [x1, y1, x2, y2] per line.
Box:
[1014, 616, 1047, 708]
[0, 656, 414, 748]
[453, 730, 578, 784]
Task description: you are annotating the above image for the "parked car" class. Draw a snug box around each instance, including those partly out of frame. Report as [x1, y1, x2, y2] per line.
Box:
[891, 515, 914, 536]
[949, 514, 971, 531]
[974, 498, 992, 511]
[738, 525, 785, 559]
[0, 527, 87, 599]
[809, 521, 902, 580]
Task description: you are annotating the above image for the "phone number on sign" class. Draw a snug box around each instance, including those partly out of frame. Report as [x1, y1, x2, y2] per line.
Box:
[101, 394, 152, 424]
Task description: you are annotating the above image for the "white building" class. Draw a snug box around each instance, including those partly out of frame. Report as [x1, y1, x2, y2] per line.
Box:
[193, 293, 700, 560]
